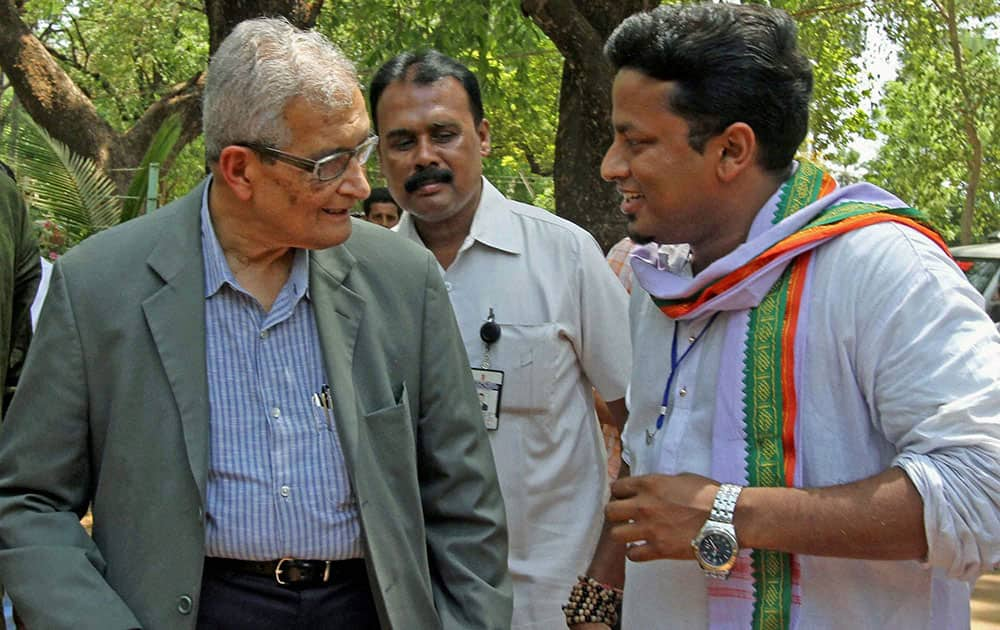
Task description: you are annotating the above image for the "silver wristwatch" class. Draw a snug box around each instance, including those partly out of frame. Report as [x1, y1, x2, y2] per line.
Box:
[691, 483, 743, 579]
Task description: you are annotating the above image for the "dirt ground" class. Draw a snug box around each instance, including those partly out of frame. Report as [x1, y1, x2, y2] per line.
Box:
[974, 572, 1000, 629]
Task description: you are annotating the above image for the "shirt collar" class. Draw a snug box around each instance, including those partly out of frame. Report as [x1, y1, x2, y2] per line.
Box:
[394, 176, 523, 256]
[467, 177, 522, 255]
[200, 176, 310, 300]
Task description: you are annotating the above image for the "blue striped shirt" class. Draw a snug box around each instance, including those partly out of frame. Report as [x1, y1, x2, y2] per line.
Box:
[200, 185, 361, 560]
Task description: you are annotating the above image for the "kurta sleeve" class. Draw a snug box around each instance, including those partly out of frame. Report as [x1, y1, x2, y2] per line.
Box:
[848, 224, 1000, 581]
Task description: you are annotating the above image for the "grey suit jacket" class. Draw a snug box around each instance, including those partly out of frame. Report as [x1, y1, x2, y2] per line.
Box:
[0, 180, 512, 629]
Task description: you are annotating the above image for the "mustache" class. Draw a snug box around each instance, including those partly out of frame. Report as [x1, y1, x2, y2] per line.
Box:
[404, 167, 454, 193]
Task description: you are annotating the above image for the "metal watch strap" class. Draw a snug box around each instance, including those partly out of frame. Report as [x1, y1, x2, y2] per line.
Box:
[710, 483, 742, 525]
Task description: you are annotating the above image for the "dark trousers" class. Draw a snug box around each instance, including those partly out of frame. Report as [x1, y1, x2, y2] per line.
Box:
[196, 559, 379, 630]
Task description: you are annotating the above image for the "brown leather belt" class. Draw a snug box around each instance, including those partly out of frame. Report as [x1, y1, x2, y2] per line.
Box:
[204, 557, 364, 586]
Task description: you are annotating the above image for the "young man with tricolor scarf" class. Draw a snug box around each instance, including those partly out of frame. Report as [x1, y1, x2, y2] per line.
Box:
[565, 4, 1000, 630]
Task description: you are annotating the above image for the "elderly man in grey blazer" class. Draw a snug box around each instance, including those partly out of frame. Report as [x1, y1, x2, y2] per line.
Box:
[0, 18, 511, 630]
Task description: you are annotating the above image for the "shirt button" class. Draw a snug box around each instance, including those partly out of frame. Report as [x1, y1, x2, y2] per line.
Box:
[679, 387, 688, 397]
[176, 595, 193, 615]
[688, 335, 696, 343]
[271, 407, 281, 419]
[444, 281, 453, 291]
[280, 485, 290, 497]
[259, 330, 269, 339]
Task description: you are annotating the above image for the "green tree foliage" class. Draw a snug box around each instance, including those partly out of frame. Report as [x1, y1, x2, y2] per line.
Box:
[866, 0, 998, 243]
[774, 0, 874, 158]
[3, 0, 997, 244]
[865, 34, 999, 242]
[1, 0, 207, 197]
[19, 1, 207, 130]
[119, 113, 184, 222]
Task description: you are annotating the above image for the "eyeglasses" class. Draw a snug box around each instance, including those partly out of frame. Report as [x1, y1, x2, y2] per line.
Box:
[237, 135, 379, 182]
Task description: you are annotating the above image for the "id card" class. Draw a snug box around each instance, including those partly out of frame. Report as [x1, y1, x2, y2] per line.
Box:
[470, 368, 504, 431]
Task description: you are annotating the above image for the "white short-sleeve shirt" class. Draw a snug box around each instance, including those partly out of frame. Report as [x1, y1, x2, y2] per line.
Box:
[396, 177, 632, 629]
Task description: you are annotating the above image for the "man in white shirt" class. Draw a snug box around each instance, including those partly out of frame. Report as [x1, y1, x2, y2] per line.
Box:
[569, 4, 1000, 629]
[370, 50, 632, 630]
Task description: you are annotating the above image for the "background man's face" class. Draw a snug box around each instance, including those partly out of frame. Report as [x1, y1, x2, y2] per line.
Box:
[375, 77, 490, 225]
[366, 202, 401, 228]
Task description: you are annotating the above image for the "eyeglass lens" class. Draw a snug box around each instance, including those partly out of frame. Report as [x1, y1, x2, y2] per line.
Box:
[317, 137, 378, 181]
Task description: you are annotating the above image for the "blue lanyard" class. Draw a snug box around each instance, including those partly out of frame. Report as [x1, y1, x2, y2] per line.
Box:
[647, 311, 721, 444]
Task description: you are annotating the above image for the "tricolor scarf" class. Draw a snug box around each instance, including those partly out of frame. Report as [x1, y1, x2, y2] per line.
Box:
[629, 161, 947, 630]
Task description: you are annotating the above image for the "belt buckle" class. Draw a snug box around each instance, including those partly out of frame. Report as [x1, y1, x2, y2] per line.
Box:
[275, 557, 293, 585]
[274, 558, 333, 585]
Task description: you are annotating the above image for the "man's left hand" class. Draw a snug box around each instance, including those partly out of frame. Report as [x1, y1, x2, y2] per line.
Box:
[605, 473, 720, 562]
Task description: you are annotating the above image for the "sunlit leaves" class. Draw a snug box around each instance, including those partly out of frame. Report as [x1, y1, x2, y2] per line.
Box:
[21, 0, 207, 130]
[866, 0, 999, 241]
[8, 0, 997, 237]
[775, 0, 872, 159]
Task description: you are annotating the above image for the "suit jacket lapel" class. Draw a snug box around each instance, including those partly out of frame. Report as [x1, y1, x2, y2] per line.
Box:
[310, 245, 364, 466]
[142, 182, 210, 503]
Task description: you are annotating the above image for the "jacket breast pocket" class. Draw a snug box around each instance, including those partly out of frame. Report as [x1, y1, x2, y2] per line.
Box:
[495, 322, 559, 418]
[363, 383, 417, 473]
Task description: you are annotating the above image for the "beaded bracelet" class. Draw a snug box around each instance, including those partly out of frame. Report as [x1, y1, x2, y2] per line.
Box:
[562, 575, 624, 626]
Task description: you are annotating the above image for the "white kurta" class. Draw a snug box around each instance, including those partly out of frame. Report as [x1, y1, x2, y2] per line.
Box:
[396, 178, 632, 629]
[622, 201, 1000, 628]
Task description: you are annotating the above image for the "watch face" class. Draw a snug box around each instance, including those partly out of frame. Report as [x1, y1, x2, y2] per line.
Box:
[697, 531, 735, 567]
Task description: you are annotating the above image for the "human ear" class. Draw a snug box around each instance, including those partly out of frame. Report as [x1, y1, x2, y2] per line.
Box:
[478, 118, 492, 157]
[216, 146, 257, 202]
[714, 122, 756, 183]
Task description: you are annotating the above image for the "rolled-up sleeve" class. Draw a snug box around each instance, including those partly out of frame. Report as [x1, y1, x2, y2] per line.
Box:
[850, 224, 1000, 581]
[894, 388, 1000, 580]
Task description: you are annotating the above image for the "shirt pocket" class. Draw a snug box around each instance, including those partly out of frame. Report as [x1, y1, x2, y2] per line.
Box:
[494, 322, 558, 418]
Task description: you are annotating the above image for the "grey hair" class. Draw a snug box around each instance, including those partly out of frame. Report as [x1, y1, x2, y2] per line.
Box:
[203, 17, 359, 161]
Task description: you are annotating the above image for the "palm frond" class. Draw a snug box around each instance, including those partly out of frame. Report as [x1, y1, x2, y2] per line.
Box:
[0, 107, 121, 243]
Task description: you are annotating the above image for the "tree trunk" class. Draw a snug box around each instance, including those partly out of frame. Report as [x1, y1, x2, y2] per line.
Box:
[937, 0, 981, 245]
[521, 0, 654, 252]
[552, 61, 622, 253]
[0, 0, 323, 196]
[0, 0, 117, 167]
[205, 0, 324, 53]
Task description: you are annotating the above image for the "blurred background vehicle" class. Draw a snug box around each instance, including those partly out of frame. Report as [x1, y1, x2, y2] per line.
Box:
[953, 242, 1000, 323]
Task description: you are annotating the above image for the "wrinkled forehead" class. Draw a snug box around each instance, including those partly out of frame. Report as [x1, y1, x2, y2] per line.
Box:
[285, 90, 367, 124]
[282, 91, 371, 148]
